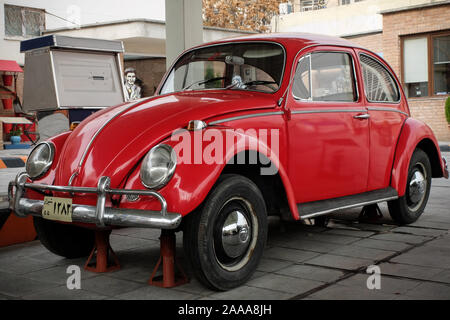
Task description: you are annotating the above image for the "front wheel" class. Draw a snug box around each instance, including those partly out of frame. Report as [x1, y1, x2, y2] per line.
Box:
[388, 149, 432, 225]
[183, 174, 267, 291]
[33, 217, 95, 259]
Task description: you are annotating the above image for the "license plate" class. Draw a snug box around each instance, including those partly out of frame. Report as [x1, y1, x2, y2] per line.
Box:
[42, 196, 73, 222]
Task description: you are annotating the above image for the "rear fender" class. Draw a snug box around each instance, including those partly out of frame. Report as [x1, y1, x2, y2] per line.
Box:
[391, 118, 447, 197]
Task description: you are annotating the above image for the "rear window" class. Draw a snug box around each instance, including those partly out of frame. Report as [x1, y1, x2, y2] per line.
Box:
[359, 54, 400, 103]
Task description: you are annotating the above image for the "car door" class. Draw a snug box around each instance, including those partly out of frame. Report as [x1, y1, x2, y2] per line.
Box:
[286, 46, 370, 204]
[357, 51, 407, 191]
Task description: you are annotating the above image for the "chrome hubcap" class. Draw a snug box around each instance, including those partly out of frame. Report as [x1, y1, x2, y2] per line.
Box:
[221, 210, 251, 258]
[407, 163, 427, 210]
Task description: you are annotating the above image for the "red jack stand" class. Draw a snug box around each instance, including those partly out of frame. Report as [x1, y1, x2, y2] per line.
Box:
[84, 230, 120, 273]
[148, 230, 188, 288]
[359, 204, 383, 222]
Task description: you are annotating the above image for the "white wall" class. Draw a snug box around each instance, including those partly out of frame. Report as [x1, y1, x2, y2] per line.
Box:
[0, 0, 165, 64]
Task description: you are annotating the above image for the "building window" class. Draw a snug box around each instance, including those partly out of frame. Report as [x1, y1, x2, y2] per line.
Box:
[402, 31, 450, 97]
[340, 0, 365, 5]
[4, 4, 45, 38]
[433, 35, 450, 95]
[300, 0, 327, 12]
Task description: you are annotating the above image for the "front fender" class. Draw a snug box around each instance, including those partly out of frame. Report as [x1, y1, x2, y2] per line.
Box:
[122, 127, 299, 219]
[391, 118, 447, 197]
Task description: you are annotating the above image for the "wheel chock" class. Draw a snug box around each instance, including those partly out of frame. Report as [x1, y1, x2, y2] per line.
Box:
[148, 230, 188, 288]
[84, 230, 120, 273]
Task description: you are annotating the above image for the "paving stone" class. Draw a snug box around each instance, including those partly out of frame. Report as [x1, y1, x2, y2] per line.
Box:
[431, 269, 450, 284]
[410, 220, 450, 230]
[104, 266, 154, 284]
[256, 258, 293, 272]
[263, 247, 320, 263]
[338, 274, 421, 295]
[169, 278, 216, 296]
[20, 264, 100, 285]
[109, 234, 158, 251]
[22, 286, 109, 300]
[0, 241, 47, 260]
[390, 226, 446, 237]
[207, 285, 292, 300]
[275, 264, 346, 283]
[80, 275, 145, 297]
[0, 256, 61, 275]
[352, 223, 396, 232]
[331, 245, 396, 261]
[246, 273, 323, 295]
[352, 238, 412, 252]
[0, 271, 59, 297]
[305, 254, 373, 271]
[306, 284, 398, 300]
[301, 233, 361, 245]
[369, 233, 431, 245]
[114, 285, 198, 300]
[403, 282, 450, 300]
[390, 245, 450, 269]
[273, 239, 342, 254]
[424, 237, 450, 249]
[324, 228, 375, 238]
[378, 262, 444, 281]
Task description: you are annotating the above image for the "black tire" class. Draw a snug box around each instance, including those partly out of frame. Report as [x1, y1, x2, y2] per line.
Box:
[312, 215, 329, 227]
[183, 174, 268, 291]
[33, 217, 95, 259]
[388, 149, 432, 225]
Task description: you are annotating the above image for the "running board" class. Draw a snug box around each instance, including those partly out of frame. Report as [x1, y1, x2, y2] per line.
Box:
[297, 187, 398, 219]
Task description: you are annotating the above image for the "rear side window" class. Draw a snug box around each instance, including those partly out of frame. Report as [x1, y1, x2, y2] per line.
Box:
[360, 54, 400, 103]
[293, 52, 356, 102]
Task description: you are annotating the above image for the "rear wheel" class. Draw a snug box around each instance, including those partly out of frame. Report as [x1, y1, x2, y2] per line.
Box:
[388, 149, 432, 225]
[33, 217, 95, 259]
[183, 174, 267, 291]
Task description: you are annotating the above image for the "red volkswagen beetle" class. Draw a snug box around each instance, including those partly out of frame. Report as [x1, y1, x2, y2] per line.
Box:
[10, 33, 448, 290]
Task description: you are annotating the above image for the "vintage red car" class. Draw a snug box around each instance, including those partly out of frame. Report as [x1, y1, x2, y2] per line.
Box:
[10, 33, 448, 290]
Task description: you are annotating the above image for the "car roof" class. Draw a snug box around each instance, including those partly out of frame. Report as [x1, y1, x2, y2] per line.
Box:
[195, 32, 359, 51]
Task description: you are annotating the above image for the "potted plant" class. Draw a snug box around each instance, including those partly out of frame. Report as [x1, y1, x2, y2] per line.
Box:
[9, 128, 22, 144]
[446, 96, 450, 126]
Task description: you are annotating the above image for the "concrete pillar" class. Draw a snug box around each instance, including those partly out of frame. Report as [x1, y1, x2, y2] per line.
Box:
[165, 0, 203, 69]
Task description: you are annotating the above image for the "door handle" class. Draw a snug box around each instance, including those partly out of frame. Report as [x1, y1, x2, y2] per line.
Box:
[353, 113, 370, 120]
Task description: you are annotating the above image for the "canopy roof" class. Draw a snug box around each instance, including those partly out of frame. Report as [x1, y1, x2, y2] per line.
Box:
[0, 60, 23, 73]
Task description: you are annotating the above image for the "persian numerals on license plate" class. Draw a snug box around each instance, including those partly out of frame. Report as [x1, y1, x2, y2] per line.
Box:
[42, 196, 73, 222]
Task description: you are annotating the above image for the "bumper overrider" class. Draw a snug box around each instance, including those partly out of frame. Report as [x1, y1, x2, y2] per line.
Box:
[8, 172, 182, 229]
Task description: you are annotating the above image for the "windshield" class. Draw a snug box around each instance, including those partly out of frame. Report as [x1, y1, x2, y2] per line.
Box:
[160, 42, 285, 94]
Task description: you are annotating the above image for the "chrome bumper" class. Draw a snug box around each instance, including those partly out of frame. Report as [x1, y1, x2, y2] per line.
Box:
[9, 172, 182, 229]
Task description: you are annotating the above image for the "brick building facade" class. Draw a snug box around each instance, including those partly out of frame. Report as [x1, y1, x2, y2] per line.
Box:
[273, 0, 450, 141]
[344, 3, 450, 141]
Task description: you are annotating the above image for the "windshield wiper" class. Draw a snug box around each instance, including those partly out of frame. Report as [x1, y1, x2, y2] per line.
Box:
[243, 80, 277, 86]
[182, 77, 226, 91]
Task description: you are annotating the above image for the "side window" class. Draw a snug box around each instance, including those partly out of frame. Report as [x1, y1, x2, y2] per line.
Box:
[293, 52, 356, 102]
[360, 54, 400, 102]
[293, 55, 311, 100]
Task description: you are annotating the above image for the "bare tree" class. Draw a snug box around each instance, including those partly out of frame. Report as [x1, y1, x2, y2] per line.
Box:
[203, 0, 283, 32]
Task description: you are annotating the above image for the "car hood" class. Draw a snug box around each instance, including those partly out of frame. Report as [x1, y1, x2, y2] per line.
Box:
[55, 91, 277, 188]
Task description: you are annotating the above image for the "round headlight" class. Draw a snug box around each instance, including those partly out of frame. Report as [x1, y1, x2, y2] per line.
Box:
[140, 144, 177, 189]
[26, 142, 55, 179]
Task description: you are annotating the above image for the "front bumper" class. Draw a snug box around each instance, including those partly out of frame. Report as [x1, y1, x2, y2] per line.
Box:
[9, 172, 182, 229]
